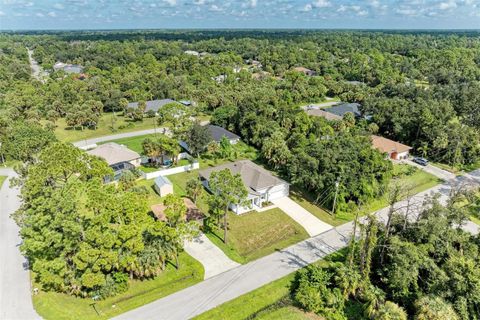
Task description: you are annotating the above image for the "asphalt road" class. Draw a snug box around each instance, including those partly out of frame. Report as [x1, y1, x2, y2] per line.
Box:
[0, 168, 40, 320]
[114, 171, 480, 320]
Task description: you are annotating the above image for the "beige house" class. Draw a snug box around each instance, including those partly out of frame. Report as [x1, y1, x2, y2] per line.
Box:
[86, 142, 141, 180]
[199, 160, 289, 214]
[153, 175, 174, 197]
[371, 135, 412, 160]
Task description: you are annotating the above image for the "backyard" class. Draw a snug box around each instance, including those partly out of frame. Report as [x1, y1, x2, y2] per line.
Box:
[32, 253, 204, 320]
[291, 164, 442, 227]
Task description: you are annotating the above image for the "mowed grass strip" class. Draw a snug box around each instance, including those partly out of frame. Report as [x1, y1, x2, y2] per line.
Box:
[193, 250, 347, 320]
[33, 253, 204, 320]
[0, 175, 7, 188]
[291, 164, 442, 227]
[206, 208, 309, 264]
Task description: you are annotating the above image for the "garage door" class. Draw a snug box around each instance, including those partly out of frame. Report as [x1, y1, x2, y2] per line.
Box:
[268, 184, 289, 200]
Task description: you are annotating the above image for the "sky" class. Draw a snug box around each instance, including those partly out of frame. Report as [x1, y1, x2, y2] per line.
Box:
[1, 0, 480, 30]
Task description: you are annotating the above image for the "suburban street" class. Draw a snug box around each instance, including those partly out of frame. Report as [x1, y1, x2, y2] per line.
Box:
[1, 133, 479, 320]
[115, 170, 480, 320]
[0, 168, 41, 320]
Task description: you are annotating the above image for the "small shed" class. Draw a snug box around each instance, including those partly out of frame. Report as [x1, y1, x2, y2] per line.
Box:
[154, 176, 174, 197]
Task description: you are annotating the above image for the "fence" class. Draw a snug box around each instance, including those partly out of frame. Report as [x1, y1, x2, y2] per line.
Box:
[141, 161, 200, 179]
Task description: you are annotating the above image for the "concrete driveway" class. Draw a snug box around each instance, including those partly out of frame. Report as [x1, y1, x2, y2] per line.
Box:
[271, 197, 333, 236]
[184, 233, 240, 279]
[402, 159, 456, 181]
[0, 169, 41, 320]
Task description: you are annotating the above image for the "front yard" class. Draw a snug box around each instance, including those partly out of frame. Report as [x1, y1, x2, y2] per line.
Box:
[33, 253, 204, 320]
[205, 208, 309, 264]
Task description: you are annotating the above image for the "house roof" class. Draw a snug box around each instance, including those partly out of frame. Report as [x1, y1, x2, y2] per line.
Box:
[325, 103, 362, 117]
[53, 62, 84, 74]
[154, 175, 172, 188]
[86, 142, 140, 166]
[371, 135, 412, 155]
[128, 99, 177, 113]
[151, 198, 204, 222]
[208, 125, 240, 142]
[293, 66, 313, 73]
[199, 160, 287, 193]
[306, 109, 343, 121]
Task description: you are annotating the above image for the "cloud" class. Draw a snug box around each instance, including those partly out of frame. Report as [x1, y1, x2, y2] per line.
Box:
[53, 3, 64, 9]
[164, 0, 177, 6]
[35, 12, 44, 17]
[312, 0, 331, 8]
[0, 10, 5, 15]
[47, 11, 57, 17]
[439, 0, 457, 10]
[301, 3, 313, 12]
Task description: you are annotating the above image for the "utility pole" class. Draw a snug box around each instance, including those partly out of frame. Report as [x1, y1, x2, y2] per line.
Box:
[331, 177, 341, 216]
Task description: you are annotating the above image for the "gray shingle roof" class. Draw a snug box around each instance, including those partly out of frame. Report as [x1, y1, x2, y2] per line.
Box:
[208, 125, 240, 142]
[199, 160, 287, 193]
[128, 99, 177, 113]
[86, 142, 140, 166]
[325, 103, 362, 117]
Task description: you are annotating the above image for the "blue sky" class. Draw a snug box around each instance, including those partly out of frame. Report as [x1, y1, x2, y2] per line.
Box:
[1, 0, 479, 30]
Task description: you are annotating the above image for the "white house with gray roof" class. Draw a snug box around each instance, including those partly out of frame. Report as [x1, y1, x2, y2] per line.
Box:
[198, 160, 289, 214]
[86, 142, 141, 181]
[128, 99, 178, 114]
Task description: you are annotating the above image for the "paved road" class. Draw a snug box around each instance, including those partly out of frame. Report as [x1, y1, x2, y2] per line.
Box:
[27, 48, 47, 83]
[184, 234, 240, 279]
[72, 127, 170, 148]
[272, 196, 333, 236]
[114, 172, 480, 320]
[0, 168, 41, 320]
[402, 159, 456, 181]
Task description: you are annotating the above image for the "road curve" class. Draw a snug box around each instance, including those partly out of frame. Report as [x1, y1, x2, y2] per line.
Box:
[0, 168, 41, 320]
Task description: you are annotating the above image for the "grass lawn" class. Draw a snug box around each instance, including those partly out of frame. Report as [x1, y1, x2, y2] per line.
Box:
[431, 161, 480, 175]
[193, 250, 348, 320]
[205, 208, 309, 264]
[471, 215, 480, 225]
[52, 113, 159, 143]
[98, 134, 157, 153]
[291, 164, 442, 227]
[33, 253, 204, 320]
[135, 179, 164, 206]
[0, 176, 7, 188]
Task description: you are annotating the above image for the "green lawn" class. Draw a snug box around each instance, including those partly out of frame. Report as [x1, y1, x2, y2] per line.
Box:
[431, 161, 480, 175]
[98, 134, 157, 153]
[291, 164, 442, 227]
[33, 253, 204, 320]
[52, 113, 160, 143]
[205, 208, 309, 264]
[0, 176, 7, 188]
[135, 179, 164, 206]
[193, 250, 347, 320]
[471, 215, 480, 225]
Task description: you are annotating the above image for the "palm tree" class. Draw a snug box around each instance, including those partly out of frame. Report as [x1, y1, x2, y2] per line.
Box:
[363, 285, 386, 319]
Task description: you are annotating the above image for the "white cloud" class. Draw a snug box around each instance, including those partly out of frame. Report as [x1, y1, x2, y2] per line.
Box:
[0, 10, 5, 15]
[209, 4, 221, 11]
[301, 3, 313, 12]
[163, 0, 177, 6]
[250, 0, 257, 8]
[35, 12, 44, 17]
[53, 3, 64, 9]
[47, 11, 57, 17]
[439, 0, 457, 10]
[312, 0, 331, 8]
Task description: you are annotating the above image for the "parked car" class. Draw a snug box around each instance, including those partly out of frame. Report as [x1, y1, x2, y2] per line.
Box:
[413, 157, 429, 166]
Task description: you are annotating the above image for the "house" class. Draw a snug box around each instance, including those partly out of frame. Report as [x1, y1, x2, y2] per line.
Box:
[86, 142, 141, 180]
[212, 74, 227, 83]
[184, 50, 200, 56]
[179, 100, 195, 107]
[153, 175, 174, 197]
[293, 66, 316, 76]
[180, 125, 240, 153]
[245, 59, 262, 70]
[199, 160, 289, 214]
[151, 198, 204, 222]
[53, 62, 84, 74]
[305, 109, 343, 121]
[324, 103, 362, 118]
[371, 135, 412, 160]
[127, 99, 177, 114]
